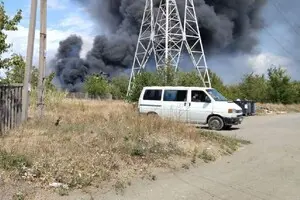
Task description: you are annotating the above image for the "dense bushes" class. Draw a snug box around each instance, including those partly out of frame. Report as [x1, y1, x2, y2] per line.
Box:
[83, 66, 300, 104]
[84, 75, 110, 98]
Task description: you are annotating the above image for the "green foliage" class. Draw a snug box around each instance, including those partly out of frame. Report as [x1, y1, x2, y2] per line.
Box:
[45, 72, 56, 91]
[110, 76, 129, 100]
[156, 65, 177, 86]
[209, 69, 227, 94]
[0, 2, 22, 68]
[84, 74, 110, 98]
[177, 71, 203, 86]
[4, 54, 25, 83]
[266, 67, 294, 104]
[291, 81, 300, 103]
[2, 54, 38, 87]
[239, 73, 268, 102]
[0, 150, 31, 171]
[223, 84, 241, 100]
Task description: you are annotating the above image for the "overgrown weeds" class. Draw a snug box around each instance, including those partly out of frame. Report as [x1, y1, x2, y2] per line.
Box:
[0, 93, 250, 190]
[256, 103, 300, 115]
[199, 149, 216, 163]
[0, 150, 31, 171]
[12, 191, 25, 200]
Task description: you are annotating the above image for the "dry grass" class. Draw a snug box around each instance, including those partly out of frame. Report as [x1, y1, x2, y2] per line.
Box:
[256, 103, 300, 115]
[0, 91, 249, 190]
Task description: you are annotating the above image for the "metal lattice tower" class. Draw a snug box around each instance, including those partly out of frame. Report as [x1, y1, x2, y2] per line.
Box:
[127, 0, 154, 87]
[184, 0, 211, 88]
[127, 0, 211, 95]
[152, 0, 184, 70]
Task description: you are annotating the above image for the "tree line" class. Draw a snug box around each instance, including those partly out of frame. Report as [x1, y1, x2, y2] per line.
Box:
[83, 66, 300, 104]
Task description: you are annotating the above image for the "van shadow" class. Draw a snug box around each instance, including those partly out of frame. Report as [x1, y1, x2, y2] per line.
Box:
[196, 126, 240, 132]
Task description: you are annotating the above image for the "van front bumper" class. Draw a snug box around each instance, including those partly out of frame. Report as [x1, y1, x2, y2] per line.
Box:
[224, 115, 243, 125]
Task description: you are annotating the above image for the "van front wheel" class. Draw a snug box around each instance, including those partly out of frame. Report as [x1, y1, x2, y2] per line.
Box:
[208, 116, 224, 131]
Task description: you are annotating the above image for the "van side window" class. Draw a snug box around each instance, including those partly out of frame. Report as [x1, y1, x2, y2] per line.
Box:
[191, 90, 208, 102]
[143, 89, 162, 100]
[163, 90, 187, 102]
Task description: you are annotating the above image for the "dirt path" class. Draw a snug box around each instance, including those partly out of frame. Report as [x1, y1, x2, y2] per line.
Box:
[2, 114, 300, 200]
[99, 113, 300, 200]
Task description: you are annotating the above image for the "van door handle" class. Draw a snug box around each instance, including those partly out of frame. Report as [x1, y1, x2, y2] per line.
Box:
[184, 102, 187, 106]
[189, 102, 191, 106]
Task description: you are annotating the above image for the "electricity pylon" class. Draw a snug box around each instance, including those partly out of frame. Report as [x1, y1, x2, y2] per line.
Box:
[127, 0, 211, 95]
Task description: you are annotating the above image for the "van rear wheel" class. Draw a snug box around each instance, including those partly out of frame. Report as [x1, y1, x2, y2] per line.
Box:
[147, 112, 159, 119]
[208, 116, 224, 131]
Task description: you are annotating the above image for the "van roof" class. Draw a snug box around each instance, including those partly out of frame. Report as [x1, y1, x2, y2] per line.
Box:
[142, 86, 213, 90]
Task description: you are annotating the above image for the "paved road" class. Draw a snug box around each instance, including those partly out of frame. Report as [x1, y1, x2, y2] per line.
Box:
[100, 113, 300, 200]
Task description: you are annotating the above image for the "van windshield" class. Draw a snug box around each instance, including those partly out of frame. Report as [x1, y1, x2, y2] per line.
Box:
[206, 89, 228, 101]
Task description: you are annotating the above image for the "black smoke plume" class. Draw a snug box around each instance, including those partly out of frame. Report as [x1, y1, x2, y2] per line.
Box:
[52, 0, 267, 91]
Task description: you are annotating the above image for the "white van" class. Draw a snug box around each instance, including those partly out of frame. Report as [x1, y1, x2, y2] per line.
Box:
[138, 86, 243, 130]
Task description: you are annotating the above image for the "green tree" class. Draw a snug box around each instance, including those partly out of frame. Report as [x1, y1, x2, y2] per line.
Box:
[177, 71, 203, 86]
[238, 73, 268, 102]
[291, 81, 300, 103]
[110, 76, 129, 100]
[176, 70, 225, 90]
[156, 65, 177, 86]
[267, 66, 293, 104]
[3, 54, 38, 87]
[84, 74, 110, 98]
[209, 70, 227, 94]
[45, 72, 56, 91]
[0, 2, 22, 68]
[223, 84, 242, 100]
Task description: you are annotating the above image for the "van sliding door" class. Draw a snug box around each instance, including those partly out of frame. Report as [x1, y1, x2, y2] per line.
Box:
[162, 89, 188, 122]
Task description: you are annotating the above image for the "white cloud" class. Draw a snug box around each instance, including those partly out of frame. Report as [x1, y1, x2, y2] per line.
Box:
[206, 52, 297, 84]
[247, 53, 294, 74]
[58, 14, 95, 32]
[4, 14, 95, 67]
[47, 0, 68, 10]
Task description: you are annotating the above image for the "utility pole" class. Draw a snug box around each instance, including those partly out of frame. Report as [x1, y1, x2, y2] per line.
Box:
[37, 0, 47, 117]
[22, 0, 38, 122]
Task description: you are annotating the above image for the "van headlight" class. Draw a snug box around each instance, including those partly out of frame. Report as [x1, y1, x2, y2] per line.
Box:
[228, 109, 237, 113]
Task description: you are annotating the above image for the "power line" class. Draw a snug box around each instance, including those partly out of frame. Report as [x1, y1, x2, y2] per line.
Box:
[270, 0, 300, 36]
[262, 27, 299, 62]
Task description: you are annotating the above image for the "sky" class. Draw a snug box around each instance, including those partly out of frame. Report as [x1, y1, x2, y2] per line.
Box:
[2, 0, 95, 73]
[2, 0, 300, 82]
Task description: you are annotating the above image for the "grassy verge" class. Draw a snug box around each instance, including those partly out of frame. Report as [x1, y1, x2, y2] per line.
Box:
[0, 91, 250, 192]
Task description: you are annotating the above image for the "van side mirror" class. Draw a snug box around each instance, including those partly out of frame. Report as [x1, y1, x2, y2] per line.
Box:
[205, 96, 211, 103]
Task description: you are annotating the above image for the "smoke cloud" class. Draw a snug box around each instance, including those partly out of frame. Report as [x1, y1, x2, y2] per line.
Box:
[51, 0, 267, 91]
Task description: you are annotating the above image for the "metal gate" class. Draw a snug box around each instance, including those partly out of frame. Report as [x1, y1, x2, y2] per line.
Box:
[0, 84, 23, 134]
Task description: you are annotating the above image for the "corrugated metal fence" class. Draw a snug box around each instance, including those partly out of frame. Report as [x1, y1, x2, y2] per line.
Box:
[0, 84, 23, 134]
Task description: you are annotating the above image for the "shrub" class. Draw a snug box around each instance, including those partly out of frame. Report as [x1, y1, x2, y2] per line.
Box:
[110, 76, 129, 100]
[84, 74, 110, 98]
